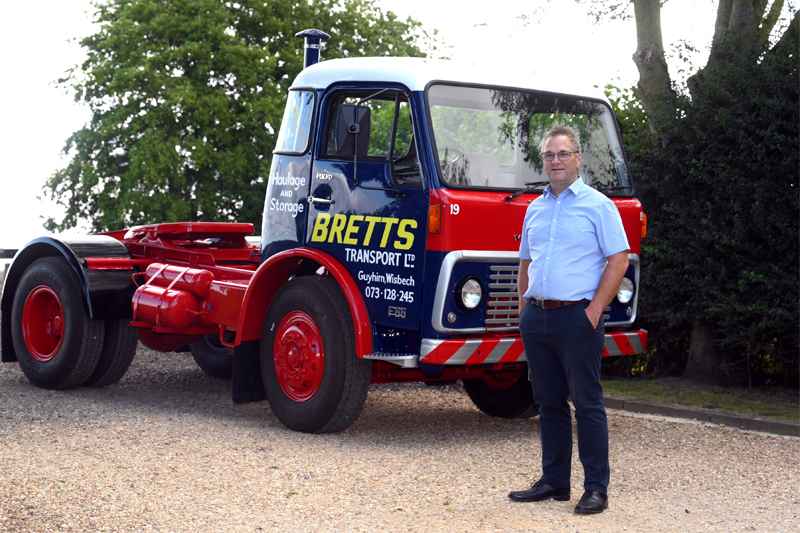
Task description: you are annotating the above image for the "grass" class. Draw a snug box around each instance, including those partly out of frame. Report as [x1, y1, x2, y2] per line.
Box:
[600, 377, 800, 422]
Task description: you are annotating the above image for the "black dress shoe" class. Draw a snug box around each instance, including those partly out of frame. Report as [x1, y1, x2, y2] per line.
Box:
[508, 480, 570, 502]
[574, 490, 608, 514]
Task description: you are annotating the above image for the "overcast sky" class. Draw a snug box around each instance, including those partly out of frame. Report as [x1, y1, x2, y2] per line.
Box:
[0, 0, 720, 250]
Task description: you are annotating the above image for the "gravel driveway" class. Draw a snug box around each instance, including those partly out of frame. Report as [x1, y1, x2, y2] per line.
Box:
[1, 345, 797, 532]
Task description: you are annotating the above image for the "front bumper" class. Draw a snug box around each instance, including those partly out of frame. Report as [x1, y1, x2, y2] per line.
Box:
[420, 330, 648, 365]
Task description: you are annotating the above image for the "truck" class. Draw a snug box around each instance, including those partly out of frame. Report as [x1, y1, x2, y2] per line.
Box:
[0, 30, 647, 434]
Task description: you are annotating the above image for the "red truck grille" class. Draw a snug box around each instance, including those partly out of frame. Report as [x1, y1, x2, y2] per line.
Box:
[485, 264, 520, 331]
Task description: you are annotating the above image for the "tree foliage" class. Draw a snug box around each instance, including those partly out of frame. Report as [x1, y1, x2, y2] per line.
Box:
[604, 1, 799, 386]
[44, 0, 433, 232]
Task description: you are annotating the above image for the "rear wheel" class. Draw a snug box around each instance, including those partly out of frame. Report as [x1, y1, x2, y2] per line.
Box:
[463, 370, 539, 418]
[261, 276, 371, 433]
[11, 257, 104, 389]
[190, 334, 234, 379]
[84, 319, 139, 387]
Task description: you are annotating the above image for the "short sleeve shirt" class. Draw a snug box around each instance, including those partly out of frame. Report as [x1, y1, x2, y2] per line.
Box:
[518, 179, 629, 302]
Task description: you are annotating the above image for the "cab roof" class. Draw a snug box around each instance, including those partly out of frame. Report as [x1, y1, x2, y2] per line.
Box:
[291, 57, 608, 103]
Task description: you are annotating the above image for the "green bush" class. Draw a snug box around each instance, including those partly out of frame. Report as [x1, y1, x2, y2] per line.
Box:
[608, 34, 799, 387]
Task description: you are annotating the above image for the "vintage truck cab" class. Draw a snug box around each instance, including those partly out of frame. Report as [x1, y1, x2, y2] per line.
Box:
[1, 31, 646, 433]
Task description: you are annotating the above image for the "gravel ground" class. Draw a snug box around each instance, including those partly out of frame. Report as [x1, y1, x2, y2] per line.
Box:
[0, 345, 797, 532]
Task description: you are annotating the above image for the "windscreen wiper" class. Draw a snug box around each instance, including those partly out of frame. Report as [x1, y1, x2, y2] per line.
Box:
[596, 185, 634, 195]
[505, 181, 550, 201]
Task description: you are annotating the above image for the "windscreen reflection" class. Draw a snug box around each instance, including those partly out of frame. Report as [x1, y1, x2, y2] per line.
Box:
[427, 84, 632, 194]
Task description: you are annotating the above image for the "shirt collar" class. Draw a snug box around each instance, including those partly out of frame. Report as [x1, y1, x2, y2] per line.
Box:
[542, 178, 586, 199]
[568, 178, 586, 195]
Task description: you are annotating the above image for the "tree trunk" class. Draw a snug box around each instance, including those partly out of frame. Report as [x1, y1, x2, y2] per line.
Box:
[689, 0, 784, 97]
[683, 321, 749, 386]
[631, 0, 675, 134]
[767, 8, 799, 60]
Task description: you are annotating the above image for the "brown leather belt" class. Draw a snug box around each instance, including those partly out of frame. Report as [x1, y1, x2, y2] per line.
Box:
[532, 299, 587, 309]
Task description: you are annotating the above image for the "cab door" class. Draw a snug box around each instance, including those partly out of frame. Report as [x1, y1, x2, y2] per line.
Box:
[306, 87, 428, 347]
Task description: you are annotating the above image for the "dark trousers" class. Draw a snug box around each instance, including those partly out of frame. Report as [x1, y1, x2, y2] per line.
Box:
[519, 301, 609, 493]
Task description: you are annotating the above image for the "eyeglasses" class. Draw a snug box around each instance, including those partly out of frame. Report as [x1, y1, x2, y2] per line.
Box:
[542, 151, 579, 162]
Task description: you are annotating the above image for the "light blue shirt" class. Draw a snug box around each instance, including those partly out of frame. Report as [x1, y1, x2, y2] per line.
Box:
[518, 179, 629, 302]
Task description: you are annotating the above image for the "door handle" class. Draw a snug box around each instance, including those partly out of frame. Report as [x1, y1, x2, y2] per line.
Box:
[307, 196, 335, 205]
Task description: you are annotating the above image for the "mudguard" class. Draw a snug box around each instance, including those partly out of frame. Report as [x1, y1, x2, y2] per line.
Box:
[1, 235, 136, 362]
[236, 247, 373, 357]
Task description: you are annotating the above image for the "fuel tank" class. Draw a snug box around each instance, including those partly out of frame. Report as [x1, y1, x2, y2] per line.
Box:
[132, 285, 199, 329]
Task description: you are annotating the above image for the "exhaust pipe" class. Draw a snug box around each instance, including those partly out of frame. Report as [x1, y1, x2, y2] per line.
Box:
[295, 29, 331, 69]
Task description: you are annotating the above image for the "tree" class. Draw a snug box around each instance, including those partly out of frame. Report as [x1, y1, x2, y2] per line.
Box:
[583, 1, 796, 130]
[593, 1, 799, 386]
[44, 0, 434, 232]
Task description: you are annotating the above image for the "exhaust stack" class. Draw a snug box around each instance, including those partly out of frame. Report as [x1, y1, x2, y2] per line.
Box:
[295, 29, 331, 69]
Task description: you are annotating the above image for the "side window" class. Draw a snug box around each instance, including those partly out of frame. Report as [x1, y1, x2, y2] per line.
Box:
[274, 89, 315, 154]
[326, 92, 422, 187]
[392, 101, 421, 187]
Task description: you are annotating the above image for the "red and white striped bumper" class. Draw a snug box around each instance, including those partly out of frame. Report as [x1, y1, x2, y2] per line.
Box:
[602, 330, 647, 357]
[420, 330, 648, 365]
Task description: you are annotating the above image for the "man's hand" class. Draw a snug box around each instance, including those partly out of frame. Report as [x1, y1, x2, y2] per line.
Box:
[585, 251, 629, 328]
[518, 259, 531, 314]
[585, 305, 603, 329]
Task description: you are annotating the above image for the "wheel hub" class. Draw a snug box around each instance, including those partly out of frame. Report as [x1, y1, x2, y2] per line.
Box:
[482, 371, 522, 390]
[273, 311, 324, 402]
[22, 285, 65, 362]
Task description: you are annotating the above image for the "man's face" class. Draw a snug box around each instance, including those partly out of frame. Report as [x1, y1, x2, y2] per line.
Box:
[542, 135, 582, 191]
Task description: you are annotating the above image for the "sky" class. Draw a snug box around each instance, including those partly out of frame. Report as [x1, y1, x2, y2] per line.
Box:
[0, 0, 721, 252]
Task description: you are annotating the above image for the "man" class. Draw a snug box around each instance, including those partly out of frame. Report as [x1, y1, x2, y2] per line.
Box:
[509, 125, 629, 514]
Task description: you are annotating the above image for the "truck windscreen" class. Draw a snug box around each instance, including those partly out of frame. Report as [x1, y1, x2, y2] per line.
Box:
[427, 84, 632, 194]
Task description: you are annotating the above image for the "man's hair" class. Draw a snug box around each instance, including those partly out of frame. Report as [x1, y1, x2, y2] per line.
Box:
[539, 125, 582, 154]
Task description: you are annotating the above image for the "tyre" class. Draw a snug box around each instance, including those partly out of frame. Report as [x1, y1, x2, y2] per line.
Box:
[190, 334, 234, 380]
[261, 276, 371, 433]
[463, 370, 540, 418]
[10, 257, 104, 389]
[84, 318, 139, 387]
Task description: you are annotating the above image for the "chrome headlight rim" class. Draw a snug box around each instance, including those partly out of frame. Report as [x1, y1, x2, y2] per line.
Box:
[453, 276, 483, 311]
[616, 276, 635, 304]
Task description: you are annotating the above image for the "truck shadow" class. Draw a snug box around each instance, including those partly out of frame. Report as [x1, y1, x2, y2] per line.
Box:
[0, 347, 540, 446]
[343, 383, 541, 446]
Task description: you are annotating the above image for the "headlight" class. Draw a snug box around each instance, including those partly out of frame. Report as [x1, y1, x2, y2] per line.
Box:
[616, 276, 634, 304]
[454, 276, 483, 311]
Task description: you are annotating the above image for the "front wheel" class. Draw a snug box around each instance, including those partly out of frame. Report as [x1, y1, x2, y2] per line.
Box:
[261, 276, 371, 433]
[10, 257, 104, 389]
[463, 370, 539, 418]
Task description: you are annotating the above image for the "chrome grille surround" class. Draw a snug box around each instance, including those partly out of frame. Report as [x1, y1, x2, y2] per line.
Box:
[431, 250, 521, 335]
[431, 251, 641, 334]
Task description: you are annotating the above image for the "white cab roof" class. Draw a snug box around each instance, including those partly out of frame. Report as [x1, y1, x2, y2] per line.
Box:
[292, 57, 607, 102]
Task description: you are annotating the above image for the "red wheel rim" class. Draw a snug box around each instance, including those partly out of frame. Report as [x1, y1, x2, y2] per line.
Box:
[273, 311, 324, 402]
[21, 285, 65, 362]
[481, 371, 522, 390]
